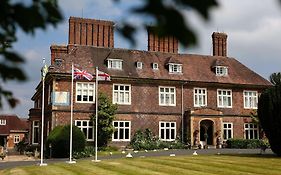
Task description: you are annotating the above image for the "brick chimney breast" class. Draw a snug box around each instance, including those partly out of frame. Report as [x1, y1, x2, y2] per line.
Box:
[68, 17, 114, 48]
[147, 28, 178, 53]
[212, 32, 227, 57]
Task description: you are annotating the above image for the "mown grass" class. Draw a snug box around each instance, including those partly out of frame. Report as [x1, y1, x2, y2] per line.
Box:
[1, 154, 280, 175]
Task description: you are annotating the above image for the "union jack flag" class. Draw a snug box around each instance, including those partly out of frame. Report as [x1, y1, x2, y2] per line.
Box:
[73, 67, 93, 81]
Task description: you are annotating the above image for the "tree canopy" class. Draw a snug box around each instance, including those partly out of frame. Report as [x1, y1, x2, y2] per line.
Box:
[91, 93, 117, 148]
[258, 72, 281, 156]
[0, 0, 62, 109]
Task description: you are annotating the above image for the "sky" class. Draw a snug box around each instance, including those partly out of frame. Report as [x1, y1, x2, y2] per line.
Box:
[2, 0, 281, 118]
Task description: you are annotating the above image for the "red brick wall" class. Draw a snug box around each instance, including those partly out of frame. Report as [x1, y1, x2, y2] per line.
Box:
[68, 17, 114, 48]
[212, 32, 227, 57]
[147, 28, 178, 53]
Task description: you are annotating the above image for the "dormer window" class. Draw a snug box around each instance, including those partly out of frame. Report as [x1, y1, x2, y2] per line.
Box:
[168, 63, 182, 74]
[136, 62, 143, 69]
[152, 63, 158, 70]
[215, 66, 228, 76]
[0, 119, 6, 125]
[107, 59, 123, 70]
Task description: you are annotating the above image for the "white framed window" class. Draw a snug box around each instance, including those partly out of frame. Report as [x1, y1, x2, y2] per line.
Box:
[75, 120, 94, 141]
[14, 135, 20, 144]
[113, 84, 131, 105]
[223, 123, 233, 140]
[136, 62, 143, 69]
[217, 89, 232, 108]
[107, 59, 123, 70]
[0, 119, 6, 125]
[76, 82, 95, 103]
[112, 121, 131, 141]
[152, 63, 158, 70]
[159, 86, 176, 106]
[194, 88, 207, 107]
[159, 122, 176, 141]
[32, 121, 40, 144]
[244, 123, 259, 139]
[216, 66, 228, 76]
[168, 63, 182, 74]
[244, 91, 258, 109]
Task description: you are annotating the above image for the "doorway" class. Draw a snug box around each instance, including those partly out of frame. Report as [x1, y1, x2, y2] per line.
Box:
[200, 120, 214, 145]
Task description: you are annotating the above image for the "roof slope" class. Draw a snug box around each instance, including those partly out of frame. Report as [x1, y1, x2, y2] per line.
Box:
[0, 115, 28, 135]
[52, 46, 271, 86]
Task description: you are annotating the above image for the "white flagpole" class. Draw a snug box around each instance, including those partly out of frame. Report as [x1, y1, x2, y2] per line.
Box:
[40, 58, 47, 166]
[93, 67, 100, 162]
[68, 63, 76, 164]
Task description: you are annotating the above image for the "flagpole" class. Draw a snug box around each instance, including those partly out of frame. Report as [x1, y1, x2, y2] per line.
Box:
[93, 66, 100, 162]
[40, 58, 47, 166]
[68, 63, 76, 164]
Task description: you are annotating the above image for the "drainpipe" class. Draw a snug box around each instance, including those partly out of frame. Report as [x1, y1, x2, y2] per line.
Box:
[181, 82, 185, 143]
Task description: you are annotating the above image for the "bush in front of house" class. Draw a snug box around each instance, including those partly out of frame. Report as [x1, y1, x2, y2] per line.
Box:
[130, 128, 186, 150]
[47, 125, 86, 158]
[226, 139, 270, 149]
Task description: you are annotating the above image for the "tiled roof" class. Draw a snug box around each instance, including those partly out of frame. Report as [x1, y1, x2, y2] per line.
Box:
[50, 46, 271, 86]
[0, 115, 28, 135]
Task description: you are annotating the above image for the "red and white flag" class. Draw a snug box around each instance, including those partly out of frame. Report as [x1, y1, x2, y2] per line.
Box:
[73, 67, 93, 81]
[97, 69, 110, 81]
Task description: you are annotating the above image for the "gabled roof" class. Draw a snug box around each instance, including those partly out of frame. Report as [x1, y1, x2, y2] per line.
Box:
[0, 115, 28, 135]
[49, 46, 271, 87]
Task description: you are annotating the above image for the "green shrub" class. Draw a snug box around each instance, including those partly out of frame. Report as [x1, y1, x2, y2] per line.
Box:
[130, 128, 186, 150]
[73, 146, 95, 159]
[47, 125, 86, 158]
[226, 139, 269, 149]
[15, 140, 28, 154]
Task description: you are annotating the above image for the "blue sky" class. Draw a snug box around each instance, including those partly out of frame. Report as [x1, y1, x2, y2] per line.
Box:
[3, 0, 281, 117]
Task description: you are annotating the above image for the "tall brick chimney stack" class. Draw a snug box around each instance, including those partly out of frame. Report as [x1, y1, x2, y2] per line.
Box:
[147, 28, 178, 53]
[68, 17, 114, 48]
[212, 32, 227, 57]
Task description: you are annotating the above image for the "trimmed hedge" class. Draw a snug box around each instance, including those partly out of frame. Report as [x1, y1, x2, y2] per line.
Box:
[226, 139, 269, 149]
[47, 125, 86, 158]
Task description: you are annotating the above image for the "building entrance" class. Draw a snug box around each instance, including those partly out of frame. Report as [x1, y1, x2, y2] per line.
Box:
[200, 120, 214, 145]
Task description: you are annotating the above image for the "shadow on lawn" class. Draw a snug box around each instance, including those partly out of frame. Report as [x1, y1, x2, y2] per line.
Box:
[219, 153, 278, 159]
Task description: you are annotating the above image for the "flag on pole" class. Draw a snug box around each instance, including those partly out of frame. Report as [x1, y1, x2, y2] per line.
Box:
[41, 64, 48, 80]
[96, 69, 110, 81]
[73, 67, 93, 81]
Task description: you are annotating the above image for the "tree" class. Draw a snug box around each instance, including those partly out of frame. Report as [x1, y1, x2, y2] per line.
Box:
[116, 0, 218, 47]
[91, 93, 117, 148]
[46, 125, 86, 158]
[0, 0, 62, 109]
[258, 72, 281, 156]
[269, 72, 281, 86]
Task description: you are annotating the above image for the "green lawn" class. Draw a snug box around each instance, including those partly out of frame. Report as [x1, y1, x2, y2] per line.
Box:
[1, 154, 281, 175]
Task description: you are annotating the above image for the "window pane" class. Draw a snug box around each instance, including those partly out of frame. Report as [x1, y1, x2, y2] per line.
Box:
[161, 129, 165, 139]
[88, 128, 93, 139]
[171, 129, 175, 139]
[125, 122, 129, 127]
[125, 129, 129, 139]
[119, 129, 124, 139]
[114, 122, 118, 127]
[114, 131, 118, 139]
[166, 129, 170, 139]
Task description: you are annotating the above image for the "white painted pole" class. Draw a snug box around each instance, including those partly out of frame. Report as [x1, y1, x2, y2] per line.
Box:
[93, 67, 100, 162]
[40, 58, 47, 166]
[68, 63, 76, 164]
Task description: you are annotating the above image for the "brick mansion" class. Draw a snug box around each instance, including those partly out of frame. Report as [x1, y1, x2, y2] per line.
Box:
[28, 17, 271, 148]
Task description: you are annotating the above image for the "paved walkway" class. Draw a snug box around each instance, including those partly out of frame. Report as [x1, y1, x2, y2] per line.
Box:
[0, 148, 274, 170]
